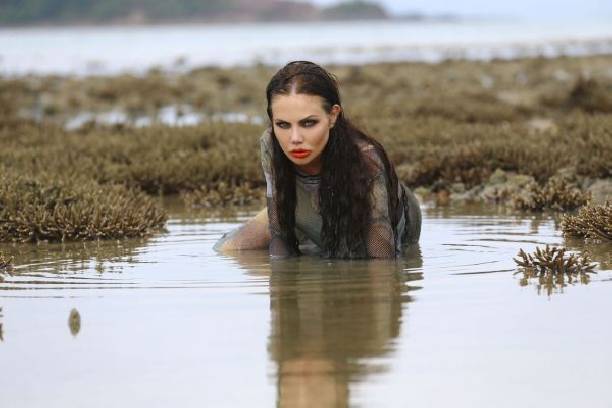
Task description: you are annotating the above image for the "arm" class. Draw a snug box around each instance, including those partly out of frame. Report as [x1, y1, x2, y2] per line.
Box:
[261, 130, 297, 257]
[267, 195, 297, 257]
[213, 208, 271, 252]
[366, 171, 397, 259]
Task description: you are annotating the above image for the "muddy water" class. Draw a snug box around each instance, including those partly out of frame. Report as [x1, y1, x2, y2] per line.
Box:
[0, 204, 611, 408]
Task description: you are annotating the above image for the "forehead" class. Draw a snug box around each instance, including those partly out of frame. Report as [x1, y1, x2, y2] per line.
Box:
[271, 93, 327, 120]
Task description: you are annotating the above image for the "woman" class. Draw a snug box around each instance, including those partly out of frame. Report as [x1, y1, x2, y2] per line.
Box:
[215, 61, 421, 259]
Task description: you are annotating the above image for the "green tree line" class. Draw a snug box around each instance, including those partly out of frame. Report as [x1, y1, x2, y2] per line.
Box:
[0, 0, 388, 25]
[0, 0, 236, 25]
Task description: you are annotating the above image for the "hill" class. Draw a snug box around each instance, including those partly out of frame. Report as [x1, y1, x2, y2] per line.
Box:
[0, 0, 389, 26]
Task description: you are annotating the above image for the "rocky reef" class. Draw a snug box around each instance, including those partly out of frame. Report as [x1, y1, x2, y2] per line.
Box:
[1, 54, 611, 242]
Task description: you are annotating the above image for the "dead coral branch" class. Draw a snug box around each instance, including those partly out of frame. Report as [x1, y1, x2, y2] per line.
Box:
[563, 201, 612, 241]
[0, 252, 12, 271]
[512, 178, 590, 212]
[514, 245, 597, 278]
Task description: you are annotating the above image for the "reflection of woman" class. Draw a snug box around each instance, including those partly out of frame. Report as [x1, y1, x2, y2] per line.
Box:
[226, 247, 423, 407]
[267, 254, 422, 407]
[216, 61, 421, 259]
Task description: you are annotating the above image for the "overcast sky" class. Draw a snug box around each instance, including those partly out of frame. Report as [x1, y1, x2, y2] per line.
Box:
[311, 0, 612, 20]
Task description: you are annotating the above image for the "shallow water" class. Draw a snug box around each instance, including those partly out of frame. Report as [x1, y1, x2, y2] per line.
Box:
[1, 204, 611, 407]
[63, 106, 265, 130]
[2, 19, 612, 75]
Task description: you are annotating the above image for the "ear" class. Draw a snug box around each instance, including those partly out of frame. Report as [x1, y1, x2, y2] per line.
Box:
[329, 104, 342, 128]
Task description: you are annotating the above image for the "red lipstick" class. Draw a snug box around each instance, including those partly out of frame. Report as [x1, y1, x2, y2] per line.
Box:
[290, 149, 312, 159]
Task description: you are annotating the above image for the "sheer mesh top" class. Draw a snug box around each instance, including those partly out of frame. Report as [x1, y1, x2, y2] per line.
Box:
[261, 129, 420, 258]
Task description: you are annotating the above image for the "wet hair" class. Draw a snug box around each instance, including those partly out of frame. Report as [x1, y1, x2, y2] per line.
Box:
[265, 61, 400, 258]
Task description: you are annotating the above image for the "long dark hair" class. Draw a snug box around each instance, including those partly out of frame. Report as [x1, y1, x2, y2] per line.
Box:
[266, 61, 400, 258]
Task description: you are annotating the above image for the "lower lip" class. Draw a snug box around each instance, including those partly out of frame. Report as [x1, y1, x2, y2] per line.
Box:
[290, 150, 312, 159]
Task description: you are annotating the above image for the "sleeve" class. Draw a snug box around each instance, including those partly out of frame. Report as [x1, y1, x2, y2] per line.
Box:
[367, 172, 397, 258]
[402, 185, 422, 244]
[362, 146, 396, 259]
[260, 129, 296, 257]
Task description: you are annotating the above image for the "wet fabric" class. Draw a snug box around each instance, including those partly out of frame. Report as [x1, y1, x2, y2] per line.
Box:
[261, 129, 421, 258]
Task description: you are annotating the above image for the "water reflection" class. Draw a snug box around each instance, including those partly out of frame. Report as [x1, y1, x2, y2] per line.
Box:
[564, 237, 612, 270]
[0, 307, 84, 341]
[68, 308, 81, 337]
[0, 237, 149, 277]
[230, 246, 422, 407]
[516, 267, 592, 297]
[514, 239, 611, 297]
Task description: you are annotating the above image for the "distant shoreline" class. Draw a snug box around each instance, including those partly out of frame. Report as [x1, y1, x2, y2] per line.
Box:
[2, 18, 611, 76]
[0, 14, 465, 29]
[0, 0, 467, 28]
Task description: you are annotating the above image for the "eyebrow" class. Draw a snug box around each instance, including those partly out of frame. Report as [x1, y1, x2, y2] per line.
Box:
[275, 115, 319, 123]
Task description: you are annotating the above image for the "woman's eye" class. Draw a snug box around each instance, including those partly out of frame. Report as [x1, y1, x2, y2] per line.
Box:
[276, 122, 289, 129]
[302, 120, 317, 127]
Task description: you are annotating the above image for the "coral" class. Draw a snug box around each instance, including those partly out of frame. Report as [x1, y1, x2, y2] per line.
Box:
[514, 245, 596, 277]
[514, 245, 597, 296]
[563, 202, 612, 241]
[512, 178, 590, 212]
[0, 251, 12, 271]
[0, 251, 13, 283]
[0, 174, 167, 243]
[565, 77, 612, 113]
[1, 54, 612, 224]
[182, 181, 265, 209]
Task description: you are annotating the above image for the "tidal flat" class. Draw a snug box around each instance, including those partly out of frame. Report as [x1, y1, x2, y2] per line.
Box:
[0, 55, 611, 406]
[1, 55, 612, 243]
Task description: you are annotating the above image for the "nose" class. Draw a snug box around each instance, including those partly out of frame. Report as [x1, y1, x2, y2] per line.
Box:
[289, 127, 303, 145]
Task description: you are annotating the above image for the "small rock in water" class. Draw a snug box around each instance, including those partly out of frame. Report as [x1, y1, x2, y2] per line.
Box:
[68, 308, 81, 337]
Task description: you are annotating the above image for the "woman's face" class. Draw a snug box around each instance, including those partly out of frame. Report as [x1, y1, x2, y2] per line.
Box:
[271, 93, 341, 175]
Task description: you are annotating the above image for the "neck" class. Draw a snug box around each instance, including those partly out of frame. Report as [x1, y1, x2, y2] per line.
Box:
[296, 159, 321, 176]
